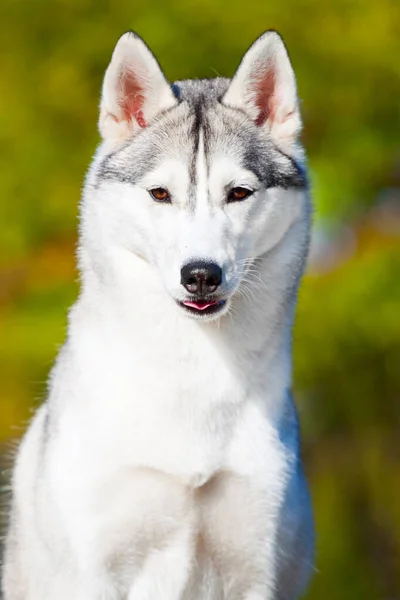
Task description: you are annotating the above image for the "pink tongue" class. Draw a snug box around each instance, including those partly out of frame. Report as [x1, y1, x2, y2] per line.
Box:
[183, 300, 217, 311]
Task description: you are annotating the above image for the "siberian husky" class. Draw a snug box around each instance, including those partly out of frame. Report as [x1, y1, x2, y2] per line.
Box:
[2, 30, 314, 599]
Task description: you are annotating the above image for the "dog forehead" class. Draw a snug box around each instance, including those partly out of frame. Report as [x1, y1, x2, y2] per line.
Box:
[96, 78, 306, 190]
[155, 109, 262, 193]
[119, 103, 257, 181]
[164, 83, 279, 182]
[159, 99, 263, 175]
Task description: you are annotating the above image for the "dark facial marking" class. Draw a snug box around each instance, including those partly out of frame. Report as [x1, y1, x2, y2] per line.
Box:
[271, 146, 309, 189]
[188, 101, 202, 194]
[96, 77, 308, 194]
[96, 134, 161, 187]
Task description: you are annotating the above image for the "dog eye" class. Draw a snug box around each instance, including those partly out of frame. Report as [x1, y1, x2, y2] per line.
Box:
[227, 187, 253, 203]
[149, 188, 171, 203]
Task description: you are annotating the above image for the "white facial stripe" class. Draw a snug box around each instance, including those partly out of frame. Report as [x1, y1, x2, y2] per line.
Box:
[195, 129, 209, 213]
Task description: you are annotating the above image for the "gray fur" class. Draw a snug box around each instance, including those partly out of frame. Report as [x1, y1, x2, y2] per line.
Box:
[97, 78, 307, 194]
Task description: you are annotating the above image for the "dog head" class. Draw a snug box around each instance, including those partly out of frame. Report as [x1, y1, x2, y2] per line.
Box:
[82, 31, 310, 321]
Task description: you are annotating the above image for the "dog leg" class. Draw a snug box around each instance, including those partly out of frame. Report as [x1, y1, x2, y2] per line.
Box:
[127, 533, 193, 600]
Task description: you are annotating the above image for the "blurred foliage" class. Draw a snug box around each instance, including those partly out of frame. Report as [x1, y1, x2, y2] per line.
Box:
[0, 0, 399, 598]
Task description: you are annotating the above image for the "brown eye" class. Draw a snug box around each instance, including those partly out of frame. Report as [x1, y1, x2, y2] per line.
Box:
[227, 187, 253, 203]
[149, 187, 171, 203]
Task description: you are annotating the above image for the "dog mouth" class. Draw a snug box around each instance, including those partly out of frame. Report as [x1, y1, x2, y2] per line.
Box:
[178, 298, 227, 317]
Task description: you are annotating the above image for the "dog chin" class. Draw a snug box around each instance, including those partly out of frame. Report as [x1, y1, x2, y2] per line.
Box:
[176, 298, 229, 320]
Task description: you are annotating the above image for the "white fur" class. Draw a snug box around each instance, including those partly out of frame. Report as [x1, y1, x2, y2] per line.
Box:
[2, 31, 314, 600]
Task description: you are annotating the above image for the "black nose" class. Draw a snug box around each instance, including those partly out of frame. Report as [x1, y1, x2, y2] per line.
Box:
[180, 261, 222, 295]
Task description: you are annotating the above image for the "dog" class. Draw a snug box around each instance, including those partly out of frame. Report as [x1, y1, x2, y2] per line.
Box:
[2, 30, 314, 599]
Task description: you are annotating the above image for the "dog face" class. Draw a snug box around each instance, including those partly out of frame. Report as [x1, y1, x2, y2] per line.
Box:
[84, 32, 310, 320]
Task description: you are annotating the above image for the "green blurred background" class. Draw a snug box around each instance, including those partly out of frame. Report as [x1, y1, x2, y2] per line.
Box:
[1, 0, 399, 597]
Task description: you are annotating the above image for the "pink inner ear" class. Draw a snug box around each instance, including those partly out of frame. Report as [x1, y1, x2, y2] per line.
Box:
[253, 66, 277, 127]
[119, 67, 147, 128]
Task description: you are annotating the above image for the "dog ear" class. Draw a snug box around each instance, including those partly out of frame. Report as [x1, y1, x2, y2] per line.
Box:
[99, 32, 178, 141]
[222, 31, 301, 149]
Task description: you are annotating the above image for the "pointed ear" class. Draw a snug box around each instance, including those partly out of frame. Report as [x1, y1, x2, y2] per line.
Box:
[222, 31, 301, 148]
[99, 32, 178, 141]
